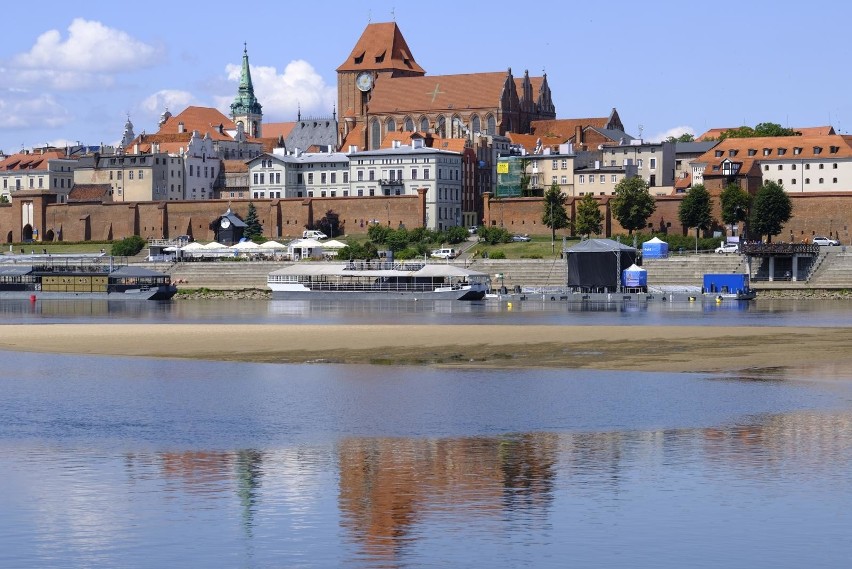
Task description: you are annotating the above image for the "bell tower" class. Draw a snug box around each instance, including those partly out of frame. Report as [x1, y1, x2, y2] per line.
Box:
[230, 44, 263, 138]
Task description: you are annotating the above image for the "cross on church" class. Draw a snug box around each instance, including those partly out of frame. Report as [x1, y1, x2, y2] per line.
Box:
[427, 84, 444, 103]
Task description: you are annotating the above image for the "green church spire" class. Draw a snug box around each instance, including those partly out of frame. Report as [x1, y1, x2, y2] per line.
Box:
[230, 43, 262, 118]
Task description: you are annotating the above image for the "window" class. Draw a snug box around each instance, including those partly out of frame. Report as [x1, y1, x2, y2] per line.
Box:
[792, 179, 797, 185]
[330, 173, 336, 183]
[792, 164, 797, 170]
[386, 118, 396, 133]
[321, 173, 326, 184]
[794, 147, 802, 155]
[562, 159, 568, 169]
[600, 175, 605, 184]
[589, 174, 595, 183]
[778, 148, 786, 155]
[420, 117, 429, 131]
[259, 173, 265, 185]
[369, 171, 375, 181]
[411, 169, 418, 180]
[611, 175, 617, 183]
[561, 176, 568, 184]
[763, 148, 771, 156]
[649, 158, 656, 169]
[357, 171, 363, 181]
[748, 149, 756, 156]
[128, 171, 134, 180]
[805, 164, 810, 170]
[552, 159, 558, 169]
[343, 172, 349, 183]
[579, 175, 585, 184]
[471, 115, 481, 134]
[833, 163, 838, 169]
[778, 165, 783, 170]
[189, 165, 193, 176]
[764, 165, 769, 171]
[807, 178, 812, 184]
[297, 173, 304, 184]
[486, 115, 496, 135]
[404, 117, 414, 132]
[715, 150, 723, 157]
[814, 147, 823, 155]
[637, 159, 643, 168]
[308, 173, 313, 184]
[833, 178, 838, 183]
[424, 168, 430, 179]
[139, 170, 144, 180]
[370, 120, 380, 150]
[551, 176, 557, 184]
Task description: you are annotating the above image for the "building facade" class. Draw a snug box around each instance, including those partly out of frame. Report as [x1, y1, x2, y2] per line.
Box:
[0, 149, 77, 203]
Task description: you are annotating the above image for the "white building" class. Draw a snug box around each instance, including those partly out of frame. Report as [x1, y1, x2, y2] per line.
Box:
[247, 149, 350, 199]
[348, 140, 463, 230]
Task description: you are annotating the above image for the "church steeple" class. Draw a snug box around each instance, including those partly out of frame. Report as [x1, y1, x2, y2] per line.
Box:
[230, 43, 263, 138]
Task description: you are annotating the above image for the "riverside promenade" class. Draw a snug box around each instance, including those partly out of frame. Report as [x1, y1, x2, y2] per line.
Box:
[136, 247, 852, 296]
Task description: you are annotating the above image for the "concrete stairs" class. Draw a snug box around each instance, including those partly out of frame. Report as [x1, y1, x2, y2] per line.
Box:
[808, 251, 852, 288]
[464, 258, 567, 289]
[642, 254, 747, 287]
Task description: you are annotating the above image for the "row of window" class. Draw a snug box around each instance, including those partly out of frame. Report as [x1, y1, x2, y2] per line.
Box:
[717, 146, 840, 158]
[3, 176, 73, 189]
[578, 174, 620, 184]
[188, 165, 214, 178]
[781, 178, 838, 185]
[767, 163, 838, 171]
[372, 114, 498, 145]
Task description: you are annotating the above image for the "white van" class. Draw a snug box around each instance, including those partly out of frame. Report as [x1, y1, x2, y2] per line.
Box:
[302, 230, 328, 240]
[430, 248, 457, 259]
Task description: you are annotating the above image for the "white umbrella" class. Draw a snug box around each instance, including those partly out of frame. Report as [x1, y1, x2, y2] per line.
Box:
[259, 240, 286, 249]
[181, 242, 206, 251]
[322, 239, 347, 249]
[203, 241, 226, 249]
[231, 241, 259, 250]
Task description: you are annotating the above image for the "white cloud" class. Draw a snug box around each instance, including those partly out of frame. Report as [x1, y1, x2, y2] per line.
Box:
[140, 89, 196, 117]
[649, 125, 695, 143]
[214, 60, 336, 121]
[10, 19, 164, 90]
[0, 94, 70, 129]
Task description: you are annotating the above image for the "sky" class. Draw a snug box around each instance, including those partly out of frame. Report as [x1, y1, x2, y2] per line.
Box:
[1, 0, 849, 153]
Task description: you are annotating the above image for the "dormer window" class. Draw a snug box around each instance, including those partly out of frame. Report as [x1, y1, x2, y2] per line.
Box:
[793, 147, 802, 155]
[375, 50, 386, 63]
[813, 146, 822, 154]
[763, 148, 771, 156]
[748, 149, 756, 156]
[829, 146, 838, 154]
[777, 148, 786, 156]
[728, 149, 738, 157]
[715, 150, 723, 157]
[353, 51, 364, 65]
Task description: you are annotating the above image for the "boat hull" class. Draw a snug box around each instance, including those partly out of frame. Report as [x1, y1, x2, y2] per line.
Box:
[0, 286, 177, 301]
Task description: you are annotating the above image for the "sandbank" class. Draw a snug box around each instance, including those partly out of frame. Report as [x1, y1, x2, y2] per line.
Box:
[2, 323, 851, 374]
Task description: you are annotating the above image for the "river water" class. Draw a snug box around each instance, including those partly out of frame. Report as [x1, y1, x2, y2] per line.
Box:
[1, 298, 851, 568]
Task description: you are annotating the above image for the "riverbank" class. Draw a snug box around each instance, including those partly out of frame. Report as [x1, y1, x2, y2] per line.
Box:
[3, 323, 852, 375]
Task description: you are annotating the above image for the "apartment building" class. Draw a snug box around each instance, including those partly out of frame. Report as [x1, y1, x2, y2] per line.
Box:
[247, 149, 350, 199]
[0, 148, 77, 203]
[600, 139, 675, 195]
[74, 150, 183, 202]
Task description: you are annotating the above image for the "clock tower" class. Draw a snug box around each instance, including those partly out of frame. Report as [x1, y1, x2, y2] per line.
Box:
[337, 22, 425, 150]
[230, 44, 263, 139]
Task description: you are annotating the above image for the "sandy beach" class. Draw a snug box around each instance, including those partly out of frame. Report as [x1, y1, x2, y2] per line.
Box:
[2, 323, 851, 374]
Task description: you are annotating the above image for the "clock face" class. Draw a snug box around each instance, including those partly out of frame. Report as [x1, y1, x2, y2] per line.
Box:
[220, 218, 231, 229]
[356, 72, 373, 92]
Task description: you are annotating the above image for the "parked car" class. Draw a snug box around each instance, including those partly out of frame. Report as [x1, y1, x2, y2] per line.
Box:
[468, 225, 478, 235]
[812, 236, 839, 246]
[430, 248, 457, 259]
[512, 234, 532, 242]
[715, 241, 739, 254]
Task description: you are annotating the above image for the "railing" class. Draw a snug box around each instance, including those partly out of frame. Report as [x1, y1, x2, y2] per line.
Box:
[740, 243, 820, 255]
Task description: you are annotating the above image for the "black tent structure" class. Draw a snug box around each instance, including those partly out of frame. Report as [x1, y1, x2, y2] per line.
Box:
[564, 239, 637, 292]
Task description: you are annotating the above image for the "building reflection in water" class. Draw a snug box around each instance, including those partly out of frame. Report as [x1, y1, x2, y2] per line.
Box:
[117, 409, 852, 566]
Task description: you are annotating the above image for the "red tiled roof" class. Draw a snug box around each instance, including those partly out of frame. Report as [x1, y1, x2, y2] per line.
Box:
[695, 134, 852, 178]
[263, 122, 296, 139]
[530, 118, 609, 140]
[506, 133, 563, 153]
[222, 160, 248, 173]
[337, 22, 425, 74]
[675, 172, 692, 190]
[368, 72, 526, 114]
[0, 150, 68, 171]
[68, 184, 111, 202]
[158, 106, 235, 141]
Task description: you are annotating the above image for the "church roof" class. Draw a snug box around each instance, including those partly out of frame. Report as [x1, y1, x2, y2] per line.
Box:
[337, 22, 424, 74]
[530, 117, 610, 139]
[263, 122, 296, 140]
[230, 46, 262, 117]
[368, 71, 522, 114]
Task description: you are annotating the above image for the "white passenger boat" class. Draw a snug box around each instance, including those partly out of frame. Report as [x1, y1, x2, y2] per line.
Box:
[268, 260, 489, 300]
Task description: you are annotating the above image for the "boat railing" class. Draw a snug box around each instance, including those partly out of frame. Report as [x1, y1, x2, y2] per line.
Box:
[343, 260, 426, 271]
[304, 281, 461, 293]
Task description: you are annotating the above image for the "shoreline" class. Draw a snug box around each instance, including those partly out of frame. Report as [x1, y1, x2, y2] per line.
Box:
[3, 323, 852, 374]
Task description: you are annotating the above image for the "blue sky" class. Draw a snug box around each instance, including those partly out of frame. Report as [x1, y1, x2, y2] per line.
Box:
[0, 1, 848, 153]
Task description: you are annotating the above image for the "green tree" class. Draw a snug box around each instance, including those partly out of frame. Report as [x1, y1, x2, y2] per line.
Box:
[678, 184, 713, 240]
[337, 239, 378, 260]
[367, 223, 391, 244]
[0, 194, 9, 204]
[385, 228, 409, 252]
[519, 158, 532, 196]
[542, 183, 570, 243]
[111, 235, 146, 257]
[243, 202, 263, 240]
[719, 122, 799, 140]
[574, 192, 603, 236]
[719, 183, 751, 229]
[750, 181, 792, 242]
[611, 176, 656, 235]
[665, 133, 695, 143]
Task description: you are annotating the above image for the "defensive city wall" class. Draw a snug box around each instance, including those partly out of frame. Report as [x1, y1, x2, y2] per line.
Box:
[0, 188, 848, 244]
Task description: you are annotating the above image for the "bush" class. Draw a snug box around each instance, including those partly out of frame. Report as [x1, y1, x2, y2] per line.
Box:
[442, 226, 469, 244]
[478, 226, 512, 245]
[488, 250, 506, 259]
[111, 235, 146, 257]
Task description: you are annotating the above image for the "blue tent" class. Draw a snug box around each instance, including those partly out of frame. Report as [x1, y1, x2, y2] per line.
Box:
[622, 264, 648, 288]
[642, 237, 669, 259]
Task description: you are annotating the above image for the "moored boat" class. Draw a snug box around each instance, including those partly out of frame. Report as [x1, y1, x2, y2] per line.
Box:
[0, 256, 177, 300]
[268, 260, 489, 300]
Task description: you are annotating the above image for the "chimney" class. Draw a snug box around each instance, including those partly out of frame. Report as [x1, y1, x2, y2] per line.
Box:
[575, 125, 583, 145]
[348, 145, 358, 153]
[392, 140, 401, 149]
[178, 122, 185, 134]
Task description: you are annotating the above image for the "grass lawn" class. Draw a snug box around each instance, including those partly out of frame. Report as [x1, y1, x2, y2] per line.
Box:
[467, 235, 580, 259]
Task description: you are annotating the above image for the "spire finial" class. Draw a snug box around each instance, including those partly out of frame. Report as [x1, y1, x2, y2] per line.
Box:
[243, 42, 247, 55]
